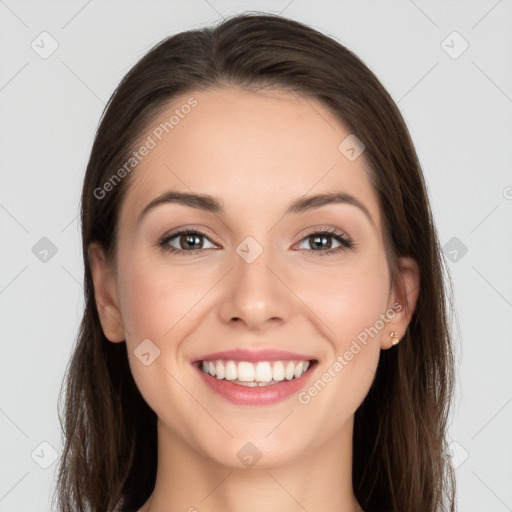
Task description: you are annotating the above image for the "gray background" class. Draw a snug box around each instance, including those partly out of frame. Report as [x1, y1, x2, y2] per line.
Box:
[1, 0, 511, 510]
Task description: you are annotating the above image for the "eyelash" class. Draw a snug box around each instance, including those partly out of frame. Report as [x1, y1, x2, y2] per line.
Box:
[157, 227, 355, 257]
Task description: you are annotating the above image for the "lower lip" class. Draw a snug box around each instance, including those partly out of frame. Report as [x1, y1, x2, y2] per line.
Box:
[194, 362, 316, 406]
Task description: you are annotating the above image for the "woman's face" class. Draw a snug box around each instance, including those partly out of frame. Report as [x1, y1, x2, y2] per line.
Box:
[90, 86, 418, 468]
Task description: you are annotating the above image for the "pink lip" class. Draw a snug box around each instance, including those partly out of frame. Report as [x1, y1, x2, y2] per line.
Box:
[193, 360, 317, 406]
[192, 348, 315, 363]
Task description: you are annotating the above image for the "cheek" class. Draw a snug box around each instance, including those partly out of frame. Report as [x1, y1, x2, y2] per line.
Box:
[308, 277, 386, 339]
[115, 257, 210, 431]
[289, 255, 389, 409]
[117, 254, 214, 340]
[294, 274, 385, 434]
[290, 254, 390, 346]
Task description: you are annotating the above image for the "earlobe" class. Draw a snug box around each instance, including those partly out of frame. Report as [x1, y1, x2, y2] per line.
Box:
[88, 242, 125, 343]
[382, 256, 420, 350]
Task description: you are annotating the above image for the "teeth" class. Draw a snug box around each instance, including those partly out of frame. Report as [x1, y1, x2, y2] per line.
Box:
[237, 362, 255, 382]
[255, 362, 273, 382]
[215, 360, 225, 379]
[273, 361, 285, 381]
[285, 361, 295, 380]
[225, 360, 237, 381]
[199, 359, 312, 385]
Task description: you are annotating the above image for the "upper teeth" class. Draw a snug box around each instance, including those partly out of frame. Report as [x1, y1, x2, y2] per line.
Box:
[201, 359, 311, 385]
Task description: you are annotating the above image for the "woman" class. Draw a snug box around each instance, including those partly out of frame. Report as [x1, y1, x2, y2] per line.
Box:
[53, 12, 456, 512]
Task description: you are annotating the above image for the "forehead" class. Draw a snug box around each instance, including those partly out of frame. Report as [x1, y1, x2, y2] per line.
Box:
[119, 86, 381, 231]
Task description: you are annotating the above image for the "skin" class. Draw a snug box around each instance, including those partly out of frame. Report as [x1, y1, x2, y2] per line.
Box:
[89, 86, 420, 512]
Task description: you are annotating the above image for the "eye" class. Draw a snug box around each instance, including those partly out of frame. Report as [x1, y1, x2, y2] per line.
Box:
[295, 228, 354, 255]
[159, 229, 217, 254]
[157, 227, 354, 256]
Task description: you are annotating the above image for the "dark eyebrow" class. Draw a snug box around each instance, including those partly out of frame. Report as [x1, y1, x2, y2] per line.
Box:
[137, 190, 374, 226]
[284, 192, 375, 226]
[137, 191, 223, 224]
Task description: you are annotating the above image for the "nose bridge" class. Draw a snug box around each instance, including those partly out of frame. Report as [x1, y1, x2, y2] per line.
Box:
[218, 238, 291, 328]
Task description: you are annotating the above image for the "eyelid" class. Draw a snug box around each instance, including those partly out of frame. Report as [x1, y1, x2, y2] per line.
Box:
[160, 226, 222, 246]
[299, 224, 346, 236]
[292, 225, 351, 245]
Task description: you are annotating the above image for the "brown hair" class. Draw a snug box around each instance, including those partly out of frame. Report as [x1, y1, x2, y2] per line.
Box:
[53, 12, 456, 512]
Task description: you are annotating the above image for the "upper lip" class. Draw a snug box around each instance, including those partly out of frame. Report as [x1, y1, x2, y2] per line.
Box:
[192, 349, 316, 363]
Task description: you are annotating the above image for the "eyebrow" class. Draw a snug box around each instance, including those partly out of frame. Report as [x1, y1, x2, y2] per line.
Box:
[137, 190, 375, 226]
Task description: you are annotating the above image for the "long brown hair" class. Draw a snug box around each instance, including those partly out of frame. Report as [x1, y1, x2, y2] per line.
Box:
[53, 12, 457, 512]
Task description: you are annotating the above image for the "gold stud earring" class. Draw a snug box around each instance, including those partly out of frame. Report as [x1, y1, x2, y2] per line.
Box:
[390, 331, 400, 346]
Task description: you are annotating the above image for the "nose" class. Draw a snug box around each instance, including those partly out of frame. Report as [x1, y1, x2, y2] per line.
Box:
[218, 249, 293, 331]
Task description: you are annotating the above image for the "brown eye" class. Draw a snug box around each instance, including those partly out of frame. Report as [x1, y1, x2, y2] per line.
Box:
[160, 230, 217, 253]
[307, 234, 334, 250]
[178, 233, 204, 250]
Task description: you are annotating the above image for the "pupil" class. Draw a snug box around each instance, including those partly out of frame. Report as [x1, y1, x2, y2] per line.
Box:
[311, 235, 331, 250]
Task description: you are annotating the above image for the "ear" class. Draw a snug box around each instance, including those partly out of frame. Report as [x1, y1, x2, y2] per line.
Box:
[88, 242, 125, 343]
[382, 256, 420, 350]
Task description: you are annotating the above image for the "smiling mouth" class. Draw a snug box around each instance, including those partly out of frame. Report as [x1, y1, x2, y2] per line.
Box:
[196, 359, 317, 387]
